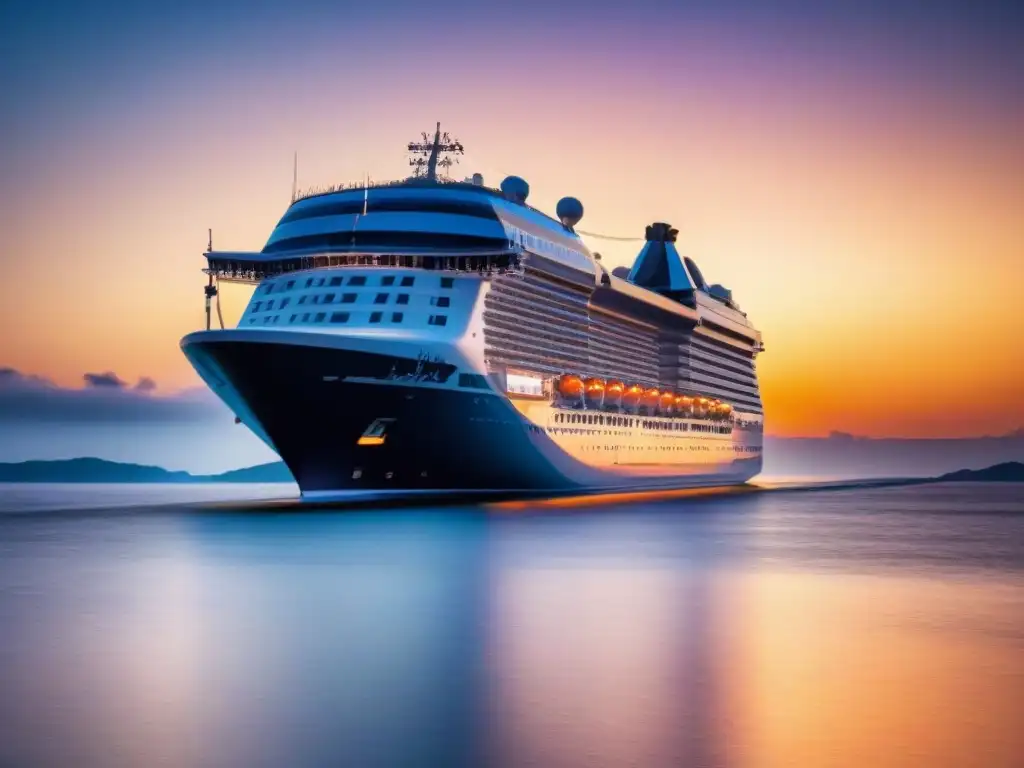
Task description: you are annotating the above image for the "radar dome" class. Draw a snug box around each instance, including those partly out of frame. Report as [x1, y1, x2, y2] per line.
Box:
[500, 176, 529, 203]
[556, 196, 584, 229]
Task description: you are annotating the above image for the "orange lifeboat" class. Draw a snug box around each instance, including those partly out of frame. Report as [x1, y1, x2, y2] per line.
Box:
[641, 387, 661, 411]
[557, 374, 584, 400]
[605, 380, 625, 409]
[719, 402, 733, 418]
[584, 378, 605, 408]
[696, 397, 710, 416]
[675, 394, 694, 414]
[659, 391, 676, 415]
[622, 383, 643, 410]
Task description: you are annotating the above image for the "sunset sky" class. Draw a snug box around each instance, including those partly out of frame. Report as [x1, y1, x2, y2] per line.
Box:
[2, 0, 1022, 439]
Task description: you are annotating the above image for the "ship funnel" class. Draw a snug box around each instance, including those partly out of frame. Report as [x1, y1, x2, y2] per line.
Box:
[626, 222, 697, 303]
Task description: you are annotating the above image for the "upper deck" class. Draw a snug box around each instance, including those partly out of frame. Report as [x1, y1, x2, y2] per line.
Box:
[201, 176, 760, 349]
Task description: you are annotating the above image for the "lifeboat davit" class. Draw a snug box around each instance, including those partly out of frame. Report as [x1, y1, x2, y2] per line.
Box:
[557, 374, 584, 400]
[622, 384, 643, 410]
[659, 391, 676, 415]
[605, 380, 625, 409]
[584, 378, 605, 408]
[641, 387, 661, 412]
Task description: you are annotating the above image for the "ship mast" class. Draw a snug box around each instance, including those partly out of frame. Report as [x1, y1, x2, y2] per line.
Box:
[408, 122, 464, 181]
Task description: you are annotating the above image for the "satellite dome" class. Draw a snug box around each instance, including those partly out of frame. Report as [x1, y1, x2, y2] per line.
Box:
[556, 196, 584, 229]
[500, 176, 529, 203]
[471, 173, 484, 186]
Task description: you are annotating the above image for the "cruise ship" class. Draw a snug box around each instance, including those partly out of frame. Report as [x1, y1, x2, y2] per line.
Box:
[181, 125, 764, 498]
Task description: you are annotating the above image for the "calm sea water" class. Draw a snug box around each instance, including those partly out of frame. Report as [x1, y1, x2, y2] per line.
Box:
[0, 482, 1022, 767]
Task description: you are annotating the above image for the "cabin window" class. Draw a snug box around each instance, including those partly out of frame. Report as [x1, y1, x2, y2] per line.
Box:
[305, 278, 314, 288]
[348, 276, 367, 286]
[381, 276, 396, 286]
[330, 312, 349, 323]
[329, 277, 343, 287]
[266, 300, 275, 310]
[440, 277, 454, 288]
[302, 313, 310, 322]
[396, 294, 409, 305]
[369, 311, 382, 323]
[290, 314, 297, 322]
[285, 280, 295, 290]
[400, 276, 415, 287]
[341, 293, 356, 304]
[251, 301, 262, 312]
[314, 312, 326, 322]
[374, 293, 388, 304]
[279, 297, 290, 309]
[391, 312, 404, 323]
[262, 283, 275, 294]
[428, 315, 448, 327]
[322, 293, 335, 304]
[430, 296, 450, 308]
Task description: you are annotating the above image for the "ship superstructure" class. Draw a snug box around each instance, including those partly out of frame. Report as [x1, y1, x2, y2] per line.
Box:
[181, 125, 764, 496]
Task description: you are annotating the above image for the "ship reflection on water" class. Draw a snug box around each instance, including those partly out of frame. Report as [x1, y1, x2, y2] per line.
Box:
[0, 484, 1022, 767]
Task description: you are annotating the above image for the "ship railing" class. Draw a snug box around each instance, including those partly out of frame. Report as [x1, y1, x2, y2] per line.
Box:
[204, 248, 525, 284]
[293, 176, 493, 204]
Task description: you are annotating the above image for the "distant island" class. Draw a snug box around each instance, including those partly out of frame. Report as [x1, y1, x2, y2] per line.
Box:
[937, 462, 1024, 483]
[2, 457, 1023, 484]
[0, 457, 294, 483]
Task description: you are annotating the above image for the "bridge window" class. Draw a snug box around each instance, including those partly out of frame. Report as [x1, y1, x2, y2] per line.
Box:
[285, 280, 295, 290]
[396, 294, 409, 305]
[440, 277, 454, 289]
[381, 276, 395, 286]
[341, 293, 356, 303]
[391, 312, 404, 323]
[289, 314, 297, 322]
[266, 300, 275, 310]
[428, 315, 448, 327]
[330, 277, 343, 287]
[370, 311, 383, 323]
[314, 312, 325, 322]
[374, 293, 388, 304]
[322, 293, 335, 304]
[330, 312, 349, 323]
[279, 297, 290, 309]
[251, 301, 262, 312]
[348, 276, 367, 286]
[430, 296, 450, 308]
[400, 276, 415, 287]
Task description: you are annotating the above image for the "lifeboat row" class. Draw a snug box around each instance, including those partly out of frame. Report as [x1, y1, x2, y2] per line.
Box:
[555, 375, 734, 419]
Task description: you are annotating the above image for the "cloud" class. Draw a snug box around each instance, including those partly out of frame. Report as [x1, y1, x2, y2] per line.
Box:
[84, 371, 127, 388]
[0, 367, 226, 424]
